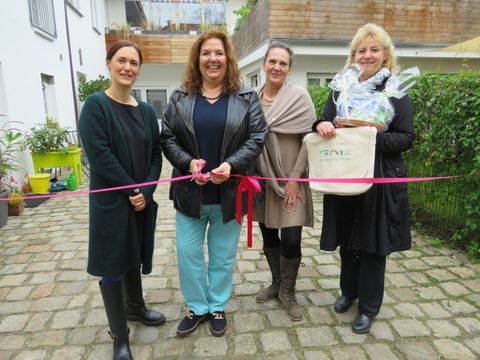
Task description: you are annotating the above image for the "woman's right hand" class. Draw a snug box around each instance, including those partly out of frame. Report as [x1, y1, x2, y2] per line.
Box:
[190, 159, 210, 185]
[316, 121, 336, 138]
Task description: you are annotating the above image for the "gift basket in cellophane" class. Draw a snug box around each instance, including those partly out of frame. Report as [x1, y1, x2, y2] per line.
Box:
[331, 65, 419, 132]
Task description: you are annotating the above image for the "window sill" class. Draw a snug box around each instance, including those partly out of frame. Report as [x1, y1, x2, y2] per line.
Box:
[33, 28, 56, 41]
[66, 2, 84, 17]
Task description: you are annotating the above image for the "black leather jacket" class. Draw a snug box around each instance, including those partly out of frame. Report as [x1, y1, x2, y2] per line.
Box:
[160, 85, 268, 222]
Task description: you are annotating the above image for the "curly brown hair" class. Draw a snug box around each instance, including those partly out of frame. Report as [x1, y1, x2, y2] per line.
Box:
[182, 31, 241, 94]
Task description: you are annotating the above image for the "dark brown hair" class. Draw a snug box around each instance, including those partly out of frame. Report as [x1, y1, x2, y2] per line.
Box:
[106, 40, 144, 65]
[182, 31, 241, 94]
[263, 40, 294, 67]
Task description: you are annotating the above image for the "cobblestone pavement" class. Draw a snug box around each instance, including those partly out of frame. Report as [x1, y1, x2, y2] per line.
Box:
[1, 161, 480, 360]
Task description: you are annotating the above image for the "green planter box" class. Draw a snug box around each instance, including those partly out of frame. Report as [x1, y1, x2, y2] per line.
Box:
[31, 148, 83, 185]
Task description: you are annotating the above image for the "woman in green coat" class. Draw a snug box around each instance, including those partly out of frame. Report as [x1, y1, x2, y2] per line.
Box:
[79, 40, 164, 360]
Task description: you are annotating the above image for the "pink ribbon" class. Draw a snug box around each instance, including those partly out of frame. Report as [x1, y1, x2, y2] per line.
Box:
[3, 172, 478, 248]
[235, 176, 262, 248]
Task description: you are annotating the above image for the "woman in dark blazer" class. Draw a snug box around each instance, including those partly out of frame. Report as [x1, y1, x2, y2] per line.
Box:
[313, 23, 414, 334]
[79, 40, 164, 360]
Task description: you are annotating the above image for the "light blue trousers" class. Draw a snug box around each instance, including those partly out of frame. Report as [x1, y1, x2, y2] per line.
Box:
[176, 204, 241, 315]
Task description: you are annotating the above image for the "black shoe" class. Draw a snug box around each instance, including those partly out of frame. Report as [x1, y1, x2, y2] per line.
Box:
[127, 306, 166, 326]
[352, 313, 373, 334]
[209, 311, 227, 337]
[176, 311, 210, 337]
[333, 295, 355, 313]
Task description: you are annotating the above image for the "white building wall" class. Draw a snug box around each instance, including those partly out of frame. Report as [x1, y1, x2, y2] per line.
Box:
[0, 0, 107, 132]
[0, 0, 107, 172]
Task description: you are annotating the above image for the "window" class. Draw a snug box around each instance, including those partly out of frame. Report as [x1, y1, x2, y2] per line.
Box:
[307, 72, 334, 87]
[90, 0, 99, 31]
[29, 0, 57, 38]
[125, 0, 227, 33]
[66, 0, 80, 10]
[131, 89, 141, 100]
[41, 74, 58, 121]
[250, 74, 258, 88]
[0, 63, 8, 122]
[146, 89, 168, 120]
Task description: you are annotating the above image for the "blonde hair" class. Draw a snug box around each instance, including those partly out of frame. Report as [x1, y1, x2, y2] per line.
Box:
[346, 23, 398, 73]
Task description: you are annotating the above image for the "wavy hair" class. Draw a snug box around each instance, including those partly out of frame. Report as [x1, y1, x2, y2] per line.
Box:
[182, 31, 241, 94]
[346, 23, 398, 73]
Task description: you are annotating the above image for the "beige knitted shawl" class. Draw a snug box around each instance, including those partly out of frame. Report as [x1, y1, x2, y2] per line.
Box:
[256, 81, 316, 197]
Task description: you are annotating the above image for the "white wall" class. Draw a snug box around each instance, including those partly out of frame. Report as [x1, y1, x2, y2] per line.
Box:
[238, 45, 480, 89]
[0, 0, 107, 173]
[0, 0, 107, 133]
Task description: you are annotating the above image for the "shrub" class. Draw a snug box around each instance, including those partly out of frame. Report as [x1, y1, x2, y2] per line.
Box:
[307, 85, 331, 119]
[406, 68, 480, 261]
[78, 75, 110, 102]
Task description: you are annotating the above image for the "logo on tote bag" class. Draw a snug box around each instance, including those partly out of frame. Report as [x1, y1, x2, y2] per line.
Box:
[319, 149, 352, 160]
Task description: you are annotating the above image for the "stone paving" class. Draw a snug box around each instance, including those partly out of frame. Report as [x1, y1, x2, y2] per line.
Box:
[1, 161, 480, 359]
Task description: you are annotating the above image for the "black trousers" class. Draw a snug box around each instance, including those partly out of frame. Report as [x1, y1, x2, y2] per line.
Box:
[339, 246, 386, 317]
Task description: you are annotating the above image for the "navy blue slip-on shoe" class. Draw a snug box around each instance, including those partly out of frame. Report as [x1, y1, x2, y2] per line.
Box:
[209, 311, 227, 337]
[176, 311, 210, 337]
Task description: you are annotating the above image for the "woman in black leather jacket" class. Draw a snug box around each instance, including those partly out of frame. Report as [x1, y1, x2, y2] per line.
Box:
[161, 30, 267, 337]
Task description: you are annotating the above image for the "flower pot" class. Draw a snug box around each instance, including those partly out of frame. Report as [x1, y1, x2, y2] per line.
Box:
[28, 173, 51, 194]
[8, 203, 25, 216]
[31, 148, 83, 185]
[0, 191, 8, 227]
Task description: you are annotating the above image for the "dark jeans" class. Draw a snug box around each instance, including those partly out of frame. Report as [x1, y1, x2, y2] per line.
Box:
[259, 223, 302, 259]
[339, 246, 386, 317]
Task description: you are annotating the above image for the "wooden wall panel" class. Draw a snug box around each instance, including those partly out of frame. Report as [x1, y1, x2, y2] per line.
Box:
[233, 0, 480, 59]
[232, 0, 270, 60]
[105, 33, 196, 64]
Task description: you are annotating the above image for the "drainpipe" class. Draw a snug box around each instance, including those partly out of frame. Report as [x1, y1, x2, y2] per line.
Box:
[64, 0, 80, 135]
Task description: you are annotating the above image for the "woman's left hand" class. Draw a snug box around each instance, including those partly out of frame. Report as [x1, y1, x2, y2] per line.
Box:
[282, 181, 305, 213]
[129, 188, 147, 212]
[210, 162, 231, 184]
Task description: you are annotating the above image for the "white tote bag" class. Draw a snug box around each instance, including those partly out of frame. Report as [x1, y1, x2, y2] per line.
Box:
[305, 127, 377, 195]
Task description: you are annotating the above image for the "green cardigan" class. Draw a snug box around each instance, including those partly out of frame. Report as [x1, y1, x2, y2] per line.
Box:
[79, 92, 162, 277]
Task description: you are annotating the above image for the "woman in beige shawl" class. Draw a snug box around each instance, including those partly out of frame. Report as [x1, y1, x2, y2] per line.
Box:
[253, 41, 316, 321]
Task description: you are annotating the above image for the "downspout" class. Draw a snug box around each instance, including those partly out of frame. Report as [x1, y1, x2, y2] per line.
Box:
[64, 0, 80, 134]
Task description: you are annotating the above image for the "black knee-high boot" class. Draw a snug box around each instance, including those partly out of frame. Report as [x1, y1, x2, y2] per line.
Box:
[122, 267, 166, 326]
[99, 281, 133, 360]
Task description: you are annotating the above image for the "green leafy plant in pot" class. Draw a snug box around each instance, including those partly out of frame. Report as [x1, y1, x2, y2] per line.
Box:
[0, 121, 25, 225]
[24, 117, 70, 155]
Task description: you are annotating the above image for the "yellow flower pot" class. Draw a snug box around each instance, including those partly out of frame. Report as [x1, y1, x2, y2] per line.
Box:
[28, 173, 51, 194]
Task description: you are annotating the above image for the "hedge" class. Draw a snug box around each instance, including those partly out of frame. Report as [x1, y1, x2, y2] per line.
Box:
[307, 69, 480, 261]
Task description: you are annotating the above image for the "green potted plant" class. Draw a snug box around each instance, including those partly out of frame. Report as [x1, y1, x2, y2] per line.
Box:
[24, 118, 83, 186]
[0, 121, 25, 226]
[6, 176, 25, 216]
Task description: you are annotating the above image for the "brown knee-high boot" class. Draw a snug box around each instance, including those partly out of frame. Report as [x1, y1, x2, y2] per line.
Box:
[256, 246, 281, 303]
[278, 256, 303, 321]
[99, 281, 133, 360]
[122, 267, 166, 326]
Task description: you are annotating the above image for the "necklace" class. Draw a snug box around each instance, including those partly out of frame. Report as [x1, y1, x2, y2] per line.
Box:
[263, 91, 277, 102]
[202, 93, 221, 101]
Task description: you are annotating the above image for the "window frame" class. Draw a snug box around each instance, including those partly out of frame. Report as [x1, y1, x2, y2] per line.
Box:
[28, 0, 57, 38]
